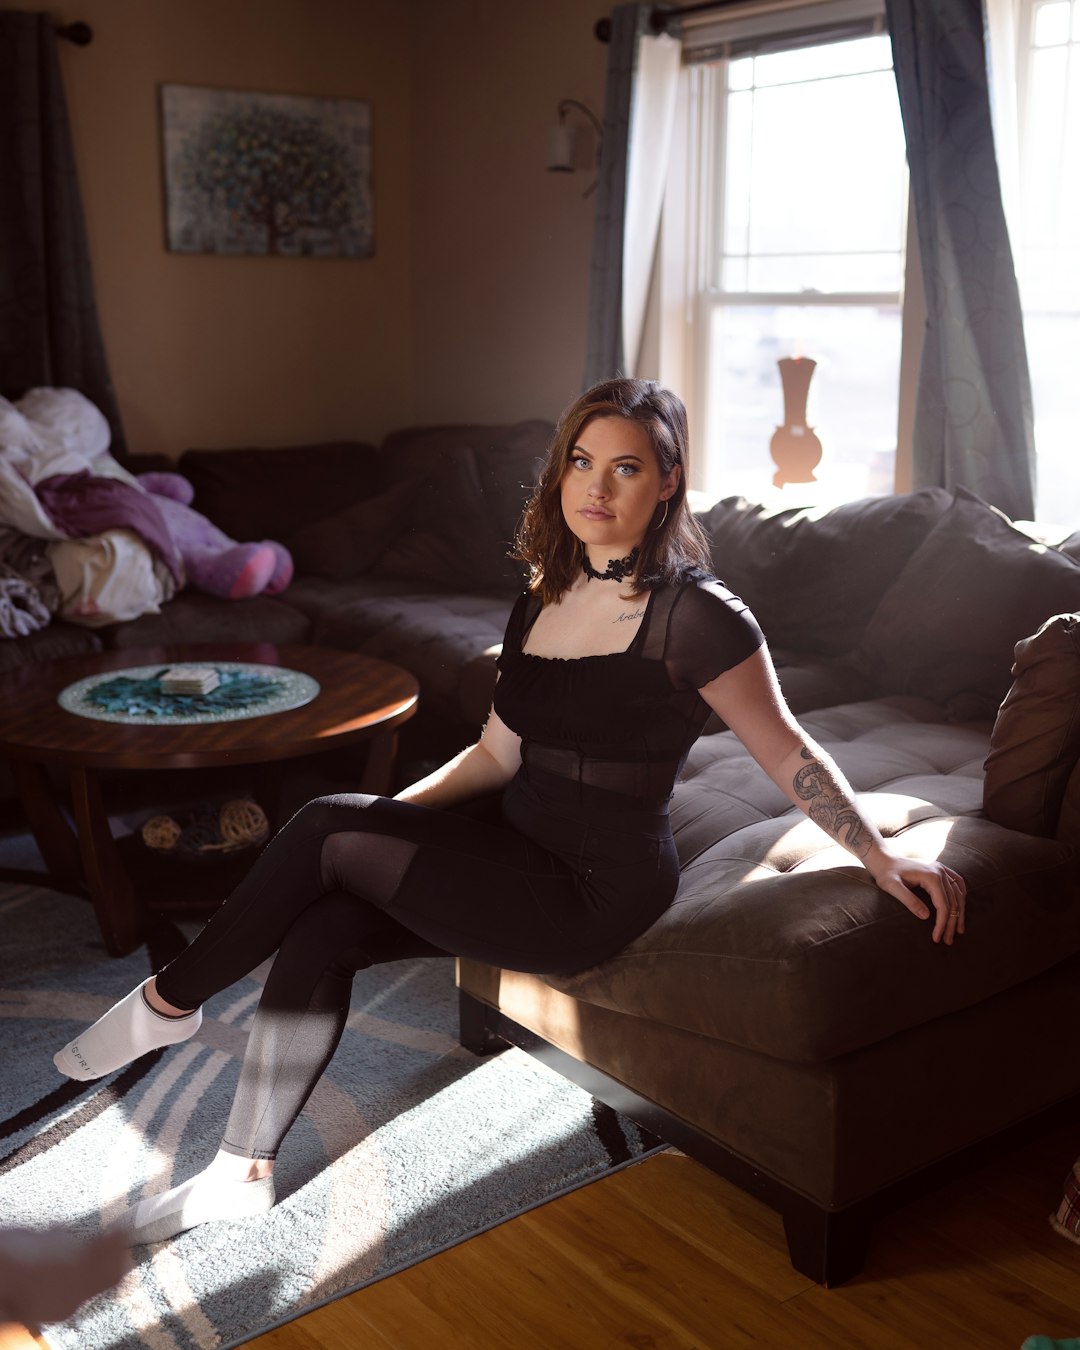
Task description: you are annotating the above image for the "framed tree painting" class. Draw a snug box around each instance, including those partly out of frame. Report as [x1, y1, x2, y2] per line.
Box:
[160, 85, 374, 258]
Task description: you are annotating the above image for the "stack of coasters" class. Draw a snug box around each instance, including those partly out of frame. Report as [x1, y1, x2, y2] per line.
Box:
[161, 666, 221, 696]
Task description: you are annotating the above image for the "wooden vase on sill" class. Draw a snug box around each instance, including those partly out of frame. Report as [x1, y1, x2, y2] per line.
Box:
[770, 357, 822, 488]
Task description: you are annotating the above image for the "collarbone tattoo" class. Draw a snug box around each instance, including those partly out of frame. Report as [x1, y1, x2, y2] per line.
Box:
[613, 608, 647, 624]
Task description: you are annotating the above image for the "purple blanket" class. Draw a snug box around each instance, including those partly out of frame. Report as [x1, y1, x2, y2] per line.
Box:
[35, 472, 182, 584]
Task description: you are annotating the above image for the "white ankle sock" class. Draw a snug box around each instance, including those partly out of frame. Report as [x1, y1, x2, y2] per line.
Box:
[112, 1172, 275, 1246]
[53, 979, 202, 1081]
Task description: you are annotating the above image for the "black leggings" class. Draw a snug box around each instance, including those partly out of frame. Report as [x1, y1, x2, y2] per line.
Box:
[154, 773, 677, 1159]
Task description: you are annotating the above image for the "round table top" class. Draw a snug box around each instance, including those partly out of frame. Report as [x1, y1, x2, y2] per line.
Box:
[0, 643, 419, 770]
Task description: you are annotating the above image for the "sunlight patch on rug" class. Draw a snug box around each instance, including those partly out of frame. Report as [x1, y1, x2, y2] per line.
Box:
[0, 885, 660, 1350]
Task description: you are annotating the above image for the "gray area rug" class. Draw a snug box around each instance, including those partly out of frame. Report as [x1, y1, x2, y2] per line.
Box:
[0, 883, 661, 1349]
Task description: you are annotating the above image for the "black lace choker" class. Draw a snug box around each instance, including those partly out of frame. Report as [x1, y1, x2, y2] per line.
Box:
[582, 547, 639, 583]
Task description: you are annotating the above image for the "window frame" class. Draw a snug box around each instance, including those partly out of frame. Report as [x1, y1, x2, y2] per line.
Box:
[657, 11, 923, 498]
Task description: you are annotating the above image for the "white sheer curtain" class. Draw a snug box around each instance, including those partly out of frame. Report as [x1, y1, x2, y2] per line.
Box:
[622, 31, 682, 376]
[984, 0, 1023, 271]
[583, 5, 682, 387]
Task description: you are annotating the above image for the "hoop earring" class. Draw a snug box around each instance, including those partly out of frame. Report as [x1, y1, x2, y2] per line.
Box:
[651, 499, 669, 531]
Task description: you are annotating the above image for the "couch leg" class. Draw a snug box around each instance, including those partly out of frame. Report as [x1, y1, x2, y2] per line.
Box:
[782, 1198, 872, 1287]
[458, 990, 508, 1056]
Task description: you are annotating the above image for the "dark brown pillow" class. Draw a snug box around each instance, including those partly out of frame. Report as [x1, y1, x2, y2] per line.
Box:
[696, 488, 952, 656]
[371, 424, 547, 593]
[286, 480, 415, 580]
[858, 488, 1080, 718]
[179, 442, 379, 542]
[372, 448, 529, 593]
[983, 613, 1080, 836]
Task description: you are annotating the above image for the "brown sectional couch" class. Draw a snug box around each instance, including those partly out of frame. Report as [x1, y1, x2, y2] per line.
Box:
[4, 426, 1080, 1286]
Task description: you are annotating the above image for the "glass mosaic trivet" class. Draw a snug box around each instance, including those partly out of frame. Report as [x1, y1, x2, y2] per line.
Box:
[58, 662, 320, 725]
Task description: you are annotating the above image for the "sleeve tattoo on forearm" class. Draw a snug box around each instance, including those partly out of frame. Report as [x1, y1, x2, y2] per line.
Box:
[793, 748, 872, 857]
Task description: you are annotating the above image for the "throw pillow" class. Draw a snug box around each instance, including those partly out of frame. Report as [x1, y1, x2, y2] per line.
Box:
[857, 488, 1080, 718]
[285, 480, 415, 581]
[179, 442, 379, 543]
[372, 448, 529, 593]
[696, 488, 953, 656]
[983, 613, 1080, 837]
[372, 422, 549, 593]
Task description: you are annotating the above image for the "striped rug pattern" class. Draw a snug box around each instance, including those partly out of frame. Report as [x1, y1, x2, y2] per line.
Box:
[0, 883, 660, 1350]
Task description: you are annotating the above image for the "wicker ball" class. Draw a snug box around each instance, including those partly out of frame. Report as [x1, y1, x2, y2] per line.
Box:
[141, 815, 182, 852]
[219, 798, 270, 849]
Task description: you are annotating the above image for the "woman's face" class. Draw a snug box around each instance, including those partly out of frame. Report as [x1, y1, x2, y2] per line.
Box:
[560, 415, 680, 558]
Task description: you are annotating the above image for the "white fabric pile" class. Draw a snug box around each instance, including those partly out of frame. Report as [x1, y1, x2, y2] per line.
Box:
[0, 389, 175, 628]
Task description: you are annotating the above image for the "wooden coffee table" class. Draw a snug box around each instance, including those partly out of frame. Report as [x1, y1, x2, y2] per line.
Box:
[0, 643, 418, 956]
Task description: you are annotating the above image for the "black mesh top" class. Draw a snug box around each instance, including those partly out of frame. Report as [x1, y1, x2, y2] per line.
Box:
[494, 577, 765, 804]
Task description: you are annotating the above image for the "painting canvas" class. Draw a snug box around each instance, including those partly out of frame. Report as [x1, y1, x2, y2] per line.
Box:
[160, 84, 374, 258]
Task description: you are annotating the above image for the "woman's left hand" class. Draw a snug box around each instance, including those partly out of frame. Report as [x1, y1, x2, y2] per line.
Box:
[865, 849, 967, 945]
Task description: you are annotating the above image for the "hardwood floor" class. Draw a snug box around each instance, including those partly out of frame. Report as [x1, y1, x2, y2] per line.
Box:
[252, 1113, 1080, 1349]
[5, 1117, 1080, 1349]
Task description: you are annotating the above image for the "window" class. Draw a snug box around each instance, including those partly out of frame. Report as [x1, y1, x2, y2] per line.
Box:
[662, 13, 911, 506]
[1016, 0, 1080, 526]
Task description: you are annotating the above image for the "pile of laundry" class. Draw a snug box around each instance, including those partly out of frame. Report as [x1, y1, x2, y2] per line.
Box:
[0, 389, 294, 637]
[0, 388, 182, 633]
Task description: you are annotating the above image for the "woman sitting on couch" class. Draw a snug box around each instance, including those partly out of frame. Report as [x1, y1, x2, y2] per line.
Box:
[53, 378, 967, 1245]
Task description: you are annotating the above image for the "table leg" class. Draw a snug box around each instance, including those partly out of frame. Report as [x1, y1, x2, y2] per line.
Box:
[69, 766, 144, 957]
[10, 760, 83, 891]
[360, 728, 399, 795]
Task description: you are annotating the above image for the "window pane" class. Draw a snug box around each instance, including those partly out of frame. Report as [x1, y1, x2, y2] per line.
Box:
[750, 35, 893, 89]
[1028, 312, 1080, 526]
[1033, 0, 1072, 45]
[702, 304, 901, 504]
[722, 90, 754, 258]
[717, 52, 907, 294]
[744, 72, 906, 258]
[742, 251, 902, 292]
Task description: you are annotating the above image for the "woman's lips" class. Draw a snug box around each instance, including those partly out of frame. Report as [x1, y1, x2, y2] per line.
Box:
[580, 507, 614, 520]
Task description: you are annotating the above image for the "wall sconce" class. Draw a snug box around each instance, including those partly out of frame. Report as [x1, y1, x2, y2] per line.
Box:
[546, 98, 602, 195]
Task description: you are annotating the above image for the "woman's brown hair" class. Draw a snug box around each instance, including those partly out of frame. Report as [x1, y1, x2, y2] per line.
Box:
[514, 378, 712, 604]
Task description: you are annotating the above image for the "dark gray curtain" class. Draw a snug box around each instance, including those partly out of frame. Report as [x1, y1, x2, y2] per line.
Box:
[583, 4, 647, 388]
[0, 10, 126, 454]
[886, 0, 1034, 520]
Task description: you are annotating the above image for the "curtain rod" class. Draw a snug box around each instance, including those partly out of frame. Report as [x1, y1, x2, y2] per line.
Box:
[56, 21, 93, 45]
[595, 0, 750, 42]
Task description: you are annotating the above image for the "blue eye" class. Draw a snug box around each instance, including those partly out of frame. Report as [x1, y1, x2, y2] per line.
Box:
[570, 455, 590, 470]
[615, 463, 638, 476]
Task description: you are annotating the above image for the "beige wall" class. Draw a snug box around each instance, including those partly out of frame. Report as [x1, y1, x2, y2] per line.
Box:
[410, 0, 606, 426]
[17, 0, 415, 457]
[14, 0, 606, 454]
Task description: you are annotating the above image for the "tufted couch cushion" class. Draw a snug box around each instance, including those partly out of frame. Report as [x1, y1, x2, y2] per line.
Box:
[294, 581, 514, 727]
[541, 698, 1080, 1063]
[104, 591, 311, 649]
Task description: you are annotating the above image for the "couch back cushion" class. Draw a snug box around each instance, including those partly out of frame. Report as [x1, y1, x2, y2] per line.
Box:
[285, 480, 416, 580]
[983, 612, 1080, 836]
[857, 488, 1080, 719]
[371, 420, 551, 593]
[180, 442, 378, 543]
[696, 488, 952, 656]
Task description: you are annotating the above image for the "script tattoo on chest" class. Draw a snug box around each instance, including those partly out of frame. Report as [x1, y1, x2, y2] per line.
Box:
[613, 609, 647, 624]
[793, 747, 871, 857]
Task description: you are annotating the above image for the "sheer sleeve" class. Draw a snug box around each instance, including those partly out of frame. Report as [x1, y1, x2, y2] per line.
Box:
[495, 590, 537, 673]
[663, 579, 766, 690]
